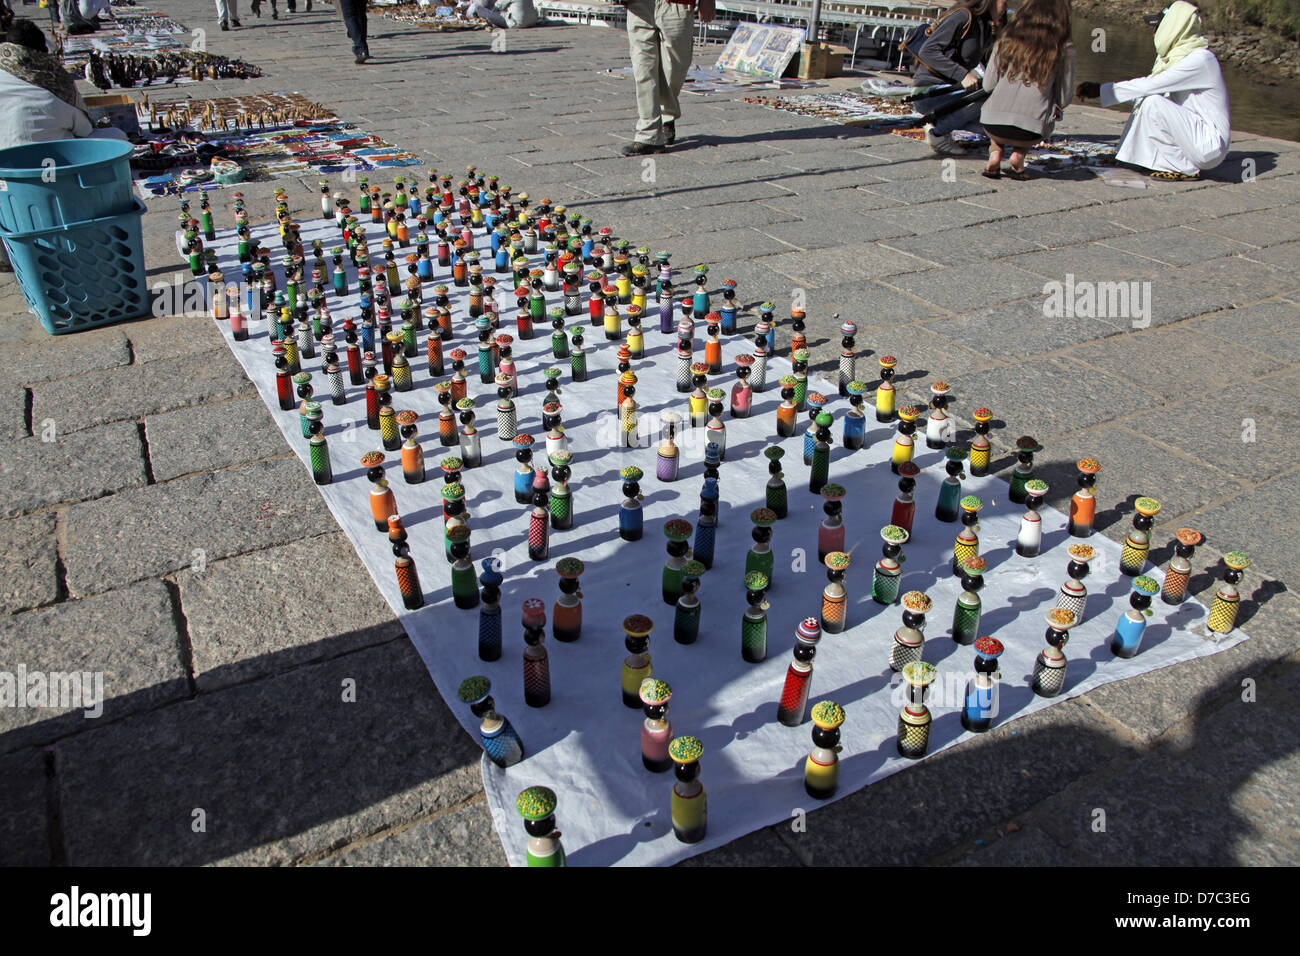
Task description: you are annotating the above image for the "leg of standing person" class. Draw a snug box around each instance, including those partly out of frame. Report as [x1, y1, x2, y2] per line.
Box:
[338, 0, 370, 62]
[624, 0, 666, 152]
[655, 0, 694, 146]
[468, 1, 509, 28]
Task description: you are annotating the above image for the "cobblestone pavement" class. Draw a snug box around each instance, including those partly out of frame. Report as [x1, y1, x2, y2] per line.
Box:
[2, 1, 1297, 866]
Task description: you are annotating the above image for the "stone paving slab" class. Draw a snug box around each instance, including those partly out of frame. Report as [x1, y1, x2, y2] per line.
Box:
[923, 298, 1128, 361]
[799, 280, 949, 327]
[1, 387, 26, 444]
[881, 224, 1043, 266]
[10, 328, 131, 387]
[1100, 225, 1257, 267]
[317, 799, 506, 866]
[55, 638, 482, 866]
[1191, 208, 1300, 248]
[123, 313, 231, 366]
[0, 421, 147, 518]
[0, 579, 186, 753]
[883, 261, 1048, 313]
[144, 396, 288, 482]
[0, 512, 58, 616]
[1188, 301, 1300, 365]
[0, 749, 49, 866]
[63, 458, 332, 598]
[761, 242, 937, 287]
[952, 825, 1085, 866]
[31, 347, 255, 436]
[1188, 472, 1300, 580]
[178, 532, 404, 692]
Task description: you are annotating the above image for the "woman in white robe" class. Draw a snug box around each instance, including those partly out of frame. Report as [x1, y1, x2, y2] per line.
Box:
[1077, 1, 1230, 179]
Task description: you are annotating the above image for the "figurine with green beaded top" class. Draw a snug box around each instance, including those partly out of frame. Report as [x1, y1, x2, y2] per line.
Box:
[745, 508, 777, 588]
[669, 736, 707, 843]
[805, 700, 845, 799]
[741, 571, 771, 663]
[517, 786, 565, 867]
[764, 446, 788, 518]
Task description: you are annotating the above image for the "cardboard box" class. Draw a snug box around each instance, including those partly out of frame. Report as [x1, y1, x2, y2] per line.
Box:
[83, 93, 140, 137]
[795, 42, 846, 79]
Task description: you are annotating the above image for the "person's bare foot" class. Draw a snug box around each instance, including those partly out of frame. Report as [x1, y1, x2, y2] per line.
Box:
[1006, 149, 1029, 180]
[983, 143, 1003, 178]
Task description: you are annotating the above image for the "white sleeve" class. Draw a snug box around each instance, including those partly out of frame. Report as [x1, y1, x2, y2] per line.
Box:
[1100, 52, 1216, 106]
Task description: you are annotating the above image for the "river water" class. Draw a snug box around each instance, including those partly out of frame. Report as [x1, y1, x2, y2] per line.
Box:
[1070, 15, 1300, 142]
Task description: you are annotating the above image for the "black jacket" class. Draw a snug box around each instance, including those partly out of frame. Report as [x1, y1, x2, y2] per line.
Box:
[912, 9, 997, 87]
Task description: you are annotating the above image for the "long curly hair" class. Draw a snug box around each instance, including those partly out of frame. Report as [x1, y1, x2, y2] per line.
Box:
[994, 0, 1073, 89]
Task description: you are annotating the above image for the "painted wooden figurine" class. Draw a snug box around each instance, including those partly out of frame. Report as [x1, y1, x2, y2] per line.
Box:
[1111, 575, 1159, 659]
[746, 508, 778, 588]
[305, 403, 332, 486]
[694, 478, 718, 569]
[703, 312, 722, 374]
[803, 393, 829, 465]
[809, 410, 834, 495]
[892, 461, 920, 535]
[1162, 528, 1203, 605]
[397, 410, 425, 484]
[836, 319, 857, 396]
[456, 397, 481, 469]
[741, 571, 771, 663]
[765, 447, 788, 519]
[478, 558, 504, 662]
[549, 450, 574, 531]
[778, 618, 822, 727]
[718, 278, 739, 334]
[804, 700, 845, 799]
[435, 381, 458, 447]
[674, 560, 706, 645]
[843, 381, 868, 449]
[952, 555, 986, 645]
[1208, 552, 1251, 634]
[663, 519, 693, 606]
[926, 380, 952, 449]
[891, 405, 920, 474]
[619, 465, 645, 541]
[528, 468, 551, 562]
[553, 557, 583, 643]
[891, 590, 932, 672]
[517, 786, 565, 867]
[456, 675, 524, 768]
[1067, 457, 1101, 537]
[750, 325, 769, 394]
[639, 678, 674, 773]
[705, 389, 727, 460]
[731, 354, 754, 418]
[521, 597, 551, 707]
[898, 661, 938, 759]
[688, 363, 710, 429]
[872, 525, 909, 606]
[621, 614, 654, 708]
[818, 484, 847, 563]
[494, 373, 517, 443]
[935, 445, 967, 522]
[1007, 436, 1042, 504]
[792, 348, 810, 413]
[657, 412, 681, 482]
[1016, 479, 1049, 558]
[1033, 607, 1078, 698]
[821, 553, 851, 635]
[619, 372, 639, 450]
[447, 523, 479, 610]
[1055, 543, 1095, 624]
[362, 451, 398, 532]
[876, 355, 898, 423]
[953, 495, 983, 576]
[962, 636, 1003, 734]
[569, 326, 587, 382]
[969, 407, 993, 476]
[387, 514, 424, 610]
[513, 434, 535, 505]
[1120, 496, 1162, 577]
[669, 736, 707, 843]
[776, 375, 799, 438]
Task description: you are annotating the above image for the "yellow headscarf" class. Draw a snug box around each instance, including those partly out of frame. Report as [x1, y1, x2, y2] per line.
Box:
[1152, 1, 1210, 74]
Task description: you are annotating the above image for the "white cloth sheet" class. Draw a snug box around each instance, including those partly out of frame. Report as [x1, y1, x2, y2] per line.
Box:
[202, 211, 1250, 866]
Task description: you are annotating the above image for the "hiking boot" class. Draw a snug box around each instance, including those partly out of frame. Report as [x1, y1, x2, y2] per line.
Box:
[923, 124, 969, 156]
[664, 121, 675, 145]
[621, 141, 665, 156]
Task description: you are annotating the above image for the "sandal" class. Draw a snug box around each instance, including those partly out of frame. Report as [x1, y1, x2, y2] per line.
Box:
[1150, 169, 1200, 181]
[981, 167, 1001, 179]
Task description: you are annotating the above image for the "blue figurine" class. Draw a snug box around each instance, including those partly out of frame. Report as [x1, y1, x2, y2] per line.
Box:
[1112, 576, 1159, 658]
[718, 278, 739, 334]
[619, 465, 645, 541]
[803, 392, 829, 465]
[458, 676, 525, 768]
[512, 434, 535, 505]
[694, 476, 719, 569]
[478, 558, 504, 662]
[961, 636, 1003, 733]
[843, 380, 868, 450]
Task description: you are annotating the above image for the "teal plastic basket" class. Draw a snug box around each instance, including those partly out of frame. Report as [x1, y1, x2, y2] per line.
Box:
[1, 200, 150, 335]
[0, 139, 135, 234]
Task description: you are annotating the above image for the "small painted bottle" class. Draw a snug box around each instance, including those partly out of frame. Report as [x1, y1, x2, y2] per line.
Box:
[448, 349, 469, 404]
[891, 590, 932, 672]
[1033, 607, 1078, 698]
[569, 327, 587, 382]
[688, 363, 710, 428]
[517, 786, 565, 867]
[805, 701, 845, 799]
[952, 555, 986, 645]
[817, 483, 847, 563]
[602, 288, 622, 343]
[843, 381, 868, 449]
[549, 450, 574, 531]
[394, 410, 424, 484]
[638, 678, 674, 773]
[294, 372, 315, 437]
[872, 525, 909, 605]
[585, 270, 604, 328]
[876, 355, 898, 423]
[953, 495, 983, 576]
[492, 373, 517, 443]
[457, 676, 524, 768]
[962, 636, 1004, 733]
[550, 557, 584, 644]
[695, 477, 718, 569]
[379, 405, 401, 453]
[626, 304, 645, 360]
[456, 397, 481, 469]
[821, 552, 851, 635]
[668, 737, 707, 844]
[657, 411, 681, 482]
[691, 264, 710, 320]
[926, 380, 952, 450]
[619, 465, 645, 542]
[386, 515, 424, 610]
[892, 461, 920, 534]
[933, 445, 967, 523]
[478, 558, 504, 662]
[1111, 575, 1159, 659]
[1067, 457, 1101, 537]
[807, 409, 833, 495]
[321, 339, 345, 407]
[521, 598, 551, 708]
[832, 318, 856, 396]
[968, 406, 993, 476]
[746, 509, 778, 589]
[898, 661, 938, 759]
[750, 326, 769, 394]
[701, 389, 728, 460]
[546, 306, 568, 361]
[621, 614, 654, 709]
[674, 560, 706, 645]
[741, 571, 771, 663]
[528, 469, 551, 562]
[1208, 551, 1250, 634]
[1055, 543, 1095, 624]
[362, 451, 397, 532]
[1016, 479, 1049, 558]
[1162, 528, 1203, 605]
[663, 519, 693, 606]
[891, 404, 920, 474]
[1120, 496, 1162, 576]
[762, 446, 787, 518]
[563, 260, 583, 317]
[305, 402, 332, 485]
[778, 619, 822, 727]
[447, 524, 479, 610]
[776, 375, 799, 438]
[803, 392, 829, 465]
[719, 278, 739, 334]
[758, 302, 777, 354]
[1007, 436, 1043, 504]
[512, 434, 535, 505]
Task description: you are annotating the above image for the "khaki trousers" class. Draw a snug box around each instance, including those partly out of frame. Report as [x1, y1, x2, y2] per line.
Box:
[625, 0, 695, 145]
